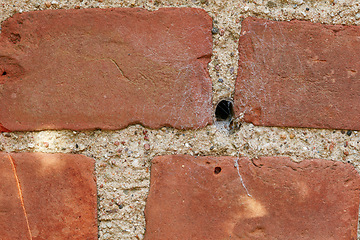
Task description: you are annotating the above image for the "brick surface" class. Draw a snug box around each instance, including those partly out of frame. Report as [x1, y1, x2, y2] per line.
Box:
[0, 154, 29, 239]
[0, 8, 212, 131]
[234, 17, 360, 130]
[145, 155, 360, 240]
[0, 152, 97, 240]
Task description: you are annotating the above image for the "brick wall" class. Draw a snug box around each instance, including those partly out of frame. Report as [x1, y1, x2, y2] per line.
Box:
[1, 1, 360, 239]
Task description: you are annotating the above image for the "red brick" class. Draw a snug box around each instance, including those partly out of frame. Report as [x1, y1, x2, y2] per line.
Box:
[234, 17, 360, 130]
[145, 155, 360, 240]
[0, 152, 97, 239]
[0, 8, 212, 131]
[0, 155, 29, 239]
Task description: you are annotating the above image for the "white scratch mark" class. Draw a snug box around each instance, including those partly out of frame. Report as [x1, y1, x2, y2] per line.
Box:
[234, 158, 252, 198]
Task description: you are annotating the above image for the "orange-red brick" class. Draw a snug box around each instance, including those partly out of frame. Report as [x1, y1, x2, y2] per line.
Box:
[0, 153, 97, 239]
[0, 8, 212, 131]
[145, 155, 360, 239]
[234, 17, 360, 130]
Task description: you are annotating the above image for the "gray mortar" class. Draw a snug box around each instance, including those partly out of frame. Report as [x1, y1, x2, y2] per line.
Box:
[1, 0, 360, 239]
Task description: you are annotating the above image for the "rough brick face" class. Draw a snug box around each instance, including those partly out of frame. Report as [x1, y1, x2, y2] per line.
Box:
[0, 8, 212, 131]
[0, 152, 97, 240]
[234, 17, 360, 130]
[145, 155, 360, 240]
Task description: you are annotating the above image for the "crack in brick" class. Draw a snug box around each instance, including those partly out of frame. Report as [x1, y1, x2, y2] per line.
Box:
[8, 154, 33, 240]
[109, 58, 131, 82]
[234, 158, 252, 198]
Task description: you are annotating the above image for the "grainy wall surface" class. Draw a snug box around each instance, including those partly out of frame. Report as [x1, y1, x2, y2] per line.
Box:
[1, 0, 360, 239]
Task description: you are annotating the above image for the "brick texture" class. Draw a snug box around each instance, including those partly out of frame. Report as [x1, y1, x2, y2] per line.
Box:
[0, 8, 212, 131]
[0, 152, 97, 240]
[234, 17, 360, 130]
[145, 155, 360, 240]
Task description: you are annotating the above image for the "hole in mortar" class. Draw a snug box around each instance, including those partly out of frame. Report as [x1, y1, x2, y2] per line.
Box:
[215, 99, 233, 121]
[214, 99, 235, 132]
[214, 167, 222, 174]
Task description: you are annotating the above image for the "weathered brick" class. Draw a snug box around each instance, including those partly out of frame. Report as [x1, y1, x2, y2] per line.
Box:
[0, 8, 212, 131]
[0, 154, 29, 239]
[0, 152, 97, 239]
[145, 155, 360, 239]
[234, 17, 360, 130]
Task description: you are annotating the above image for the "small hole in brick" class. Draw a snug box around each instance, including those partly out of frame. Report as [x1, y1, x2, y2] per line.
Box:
[2, 71, 6, 76]
[214, 167, 221, 174]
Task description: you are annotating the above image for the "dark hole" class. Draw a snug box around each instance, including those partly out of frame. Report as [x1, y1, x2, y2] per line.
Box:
[214, 167, 221, 174]
[215, 100, 233, 121]
[1, 71, 6, 76]
[75, 143, 79, 148]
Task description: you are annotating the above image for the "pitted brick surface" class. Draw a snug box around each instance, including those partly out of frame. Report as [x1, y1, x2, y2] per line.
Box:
[145, 155, 360, 240]
[0, 8, 212, 131]
[234, 17, 360, 130]
[0, 152, 97, 240]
